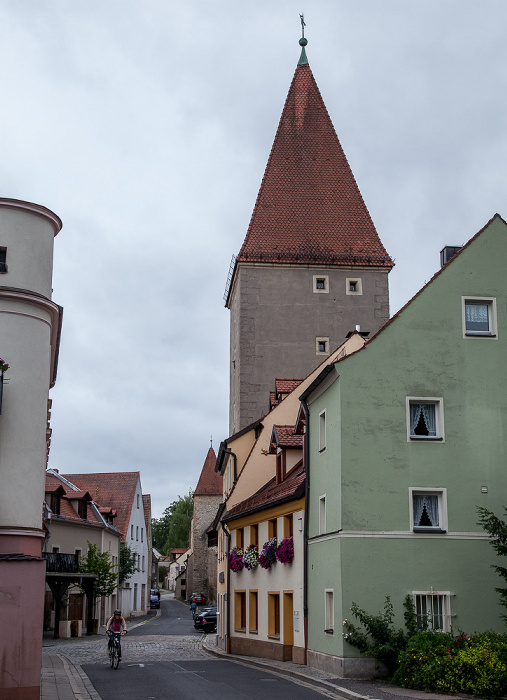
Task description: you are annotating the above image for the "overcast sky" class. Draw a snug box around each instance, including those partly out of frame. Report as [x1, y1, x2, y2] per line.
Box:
[2, 2, 506, 518]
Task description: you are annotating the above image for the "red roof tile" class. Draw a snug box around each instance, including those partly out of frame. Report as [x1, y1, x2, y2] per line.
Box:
[223, 462, 305, 522]
[142, 494, 151, 532]
[237, 63, 393, 269]
[275, 379, 304, 395]
[194, 447, 222, 496]
[270, 425, 303, 450]
[62, 472, 140, 542]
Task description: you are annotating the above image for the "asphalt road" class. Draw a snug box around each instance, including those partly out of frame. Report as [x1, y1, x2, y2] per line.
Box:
[83, 596, 333, 698]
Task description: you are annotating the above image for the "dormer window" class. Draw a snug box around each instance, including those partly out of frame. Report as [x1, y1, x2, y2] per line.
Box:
[47, 493, 60, 515]
[77, 500, 87, 520]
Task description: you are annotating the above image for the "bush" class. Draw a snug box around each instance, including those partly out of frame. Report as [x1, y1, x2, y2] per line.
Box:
[343, 596, 415, 674]
[393, 630, 507, 697]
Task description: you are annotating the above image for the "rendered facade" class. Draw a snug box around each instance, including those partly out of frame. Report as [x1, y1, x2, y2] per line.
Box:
[303, 215, 507, 677]
[0, 198, 63, 699]
[226, 38, 393, 434]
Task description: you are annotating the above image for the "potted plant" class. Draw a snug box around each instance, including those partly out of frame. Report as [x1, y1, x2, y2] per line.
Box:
[259, 538, 277, 569]
[275, 536, 294, 564]
[243, 544, 259, 570]
[228, 547, 244, 572]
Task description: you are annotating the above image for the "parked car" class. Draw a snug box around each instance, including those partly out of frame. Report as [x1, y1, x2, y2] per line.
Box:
[150, 592, 160, 609]
[151, 588, 160, 600]
[194, 607, 217, 632]
[191, 592, 206, 604]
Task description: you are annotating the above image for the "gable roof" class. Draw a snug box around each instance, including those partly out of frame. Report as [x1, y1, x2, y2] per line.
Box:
[194, 447, 222, 496]
[234, 58, 393, 271]
[61, 472, 140, 542]
[45, 471, 118, 532]
[270, 425, 304, 451]
[223, 462, 305, 523]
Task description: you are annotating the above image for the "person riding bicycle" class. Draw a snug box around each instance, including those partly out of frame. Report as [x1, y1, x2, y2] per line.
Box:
[190, 600, 197, 618]
[106, 609, 127, 660]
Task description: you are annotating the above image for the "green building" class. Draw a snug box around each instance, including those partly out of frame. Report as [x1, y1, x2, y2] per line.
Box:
[302, 214, 507, 677]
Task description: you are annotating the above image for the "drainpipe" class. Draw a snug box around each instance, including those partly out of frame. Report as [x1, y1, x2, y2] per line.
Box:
[302, 398, 310, 665]
[223, 523, 231, 654]
[223, 448, 237, 483]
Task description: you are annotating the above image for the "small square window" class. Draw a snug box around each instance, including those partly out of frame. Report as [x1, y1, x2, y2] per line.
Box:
[313, 275, 329, 293]
[346, 278, 362, 295]
[462, 297, 497, 337]
[409, 488, 447, 532]
[406, 397, 444, 442]
[316, 337, 329, 355]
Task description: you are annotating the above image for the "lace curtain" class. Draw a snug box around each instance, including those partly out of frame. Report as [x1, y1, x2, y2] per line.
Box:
[413, 494, 439, 527]
[465, 303, 488, 325]
[410, 403, 436, 436]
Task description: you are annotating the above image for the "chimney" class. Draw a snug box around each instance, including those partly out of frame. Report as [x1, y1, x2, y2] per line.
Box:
[440, 246, 462, 268]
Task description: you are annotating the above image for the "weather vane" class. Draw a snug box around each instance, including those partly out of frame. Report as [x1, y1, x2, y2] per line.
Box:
[300, 13, 306, 39]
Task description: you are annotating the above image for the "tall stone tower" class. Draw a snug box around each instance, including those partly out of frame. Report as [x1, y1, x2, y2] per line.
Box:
[226, 34, 393, 434]
[0, 198, 63, 699]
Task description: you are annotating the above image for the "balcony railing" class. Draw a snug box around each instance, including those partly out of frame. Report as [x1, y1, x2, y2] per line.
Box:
[43, 552, 79, 573]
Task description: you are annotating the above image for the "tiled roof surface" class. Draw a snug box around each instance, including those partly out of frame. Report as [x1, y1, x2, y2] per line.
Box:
[223, 462, 305, 522]
[272, 425, 303, 449]
[62, 472, 140, 542]
[45, 473, 102, 527]
[237, 64, 393, 268]
[194, 447, 222, 496]
[275, 379, 304, 395]
[170, 548, 188, 554]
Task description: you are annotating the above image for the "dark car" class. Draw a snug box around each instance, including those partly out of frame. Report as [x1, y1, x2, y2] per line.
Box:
[194, 607, 217, 632]
[151, 588, 160, 599]
[191, 592, 206, 605]
[150, 592, 160, 609]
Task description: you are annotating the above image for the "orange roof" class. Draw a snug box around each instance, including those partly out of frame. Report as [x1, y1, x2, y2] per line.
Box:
[62, 472, 140, 542]
[275, 379, 304, 395]
[194, 447, 222, 496]
[142, 494, 151, 532]
[236, 61, 393, 269]
[270, 425, 303, 451]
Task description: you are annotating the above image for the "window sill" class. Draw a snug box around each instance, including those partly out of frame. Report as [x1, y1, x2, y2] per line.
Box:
[409, 436, 443, 441]
[413, 527, 446, 533]
[465, 332, 496, 337]
[267, 634, 280, 640]
[234, 627, 246, 633]
[249, 630, 258, 635]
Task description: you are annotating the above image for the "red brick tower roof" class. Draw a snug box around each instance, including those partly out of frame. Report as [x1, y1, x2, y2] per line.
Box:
[236, 56, 393, 269]
[194, 447, 221, 496]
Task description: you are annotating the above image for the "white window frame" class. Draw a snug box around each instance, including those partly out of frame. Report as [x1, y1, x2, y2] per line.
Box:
[316, 337, 330, 355]
[413, 591, 451, 632]
[313, 275, 329, 293]
[324, 589, 334, 634]
[409, 487, 447, 532]
[319, 494, 327, 535]
[406, 397, 444, 442]
[462, 296, 497, 338]
[346, 277, 363, 295]
[319, 410, 326, 452]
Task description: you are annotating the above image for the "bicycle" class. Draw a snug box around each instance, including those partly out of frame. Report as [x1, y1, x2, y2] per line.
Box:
[108, 631, 123, 669]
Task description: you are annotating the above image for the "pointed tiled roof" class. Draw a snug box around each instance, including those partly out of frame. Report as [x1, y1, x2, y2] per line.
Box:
[236, 60, 393, 269]
[194, 447, 222, 496]
[62, 472, 140, 542]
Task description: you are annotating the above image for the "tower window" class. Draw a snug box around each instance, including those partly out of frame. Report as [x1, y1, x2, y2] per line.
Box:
[313, 275, 329, 293]
[346, 278, 362, 295]
[316, 337, 329, 355]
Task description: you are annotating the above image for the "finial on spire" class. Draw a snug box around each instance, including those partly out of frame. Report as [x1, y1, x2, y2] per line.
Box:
[210, 435, 213, 449]
[298, 13, 309, 65]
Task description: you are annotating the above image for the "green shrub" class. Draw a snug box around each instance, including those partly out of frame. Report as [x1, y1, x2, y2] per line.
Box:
[343, 596, 415, 674]
[393, 630, 507, 697]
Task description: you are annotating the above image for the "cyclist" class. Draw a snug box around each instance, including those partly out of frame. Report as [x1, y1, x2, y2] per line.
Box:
[106, 609, 127, 660]
[190, 600, 197, 619]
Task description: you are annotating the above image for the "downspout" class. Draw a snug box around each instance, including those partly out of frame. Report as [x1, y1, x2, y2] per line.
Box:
[223, 448, 237, 483]
[223, 523, 232, 653]
[302, 398, 310, 665]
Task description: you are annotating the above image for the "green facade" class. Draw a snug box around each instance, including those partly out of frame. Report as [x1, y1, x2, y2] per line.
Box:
[306, 216, 507, 669]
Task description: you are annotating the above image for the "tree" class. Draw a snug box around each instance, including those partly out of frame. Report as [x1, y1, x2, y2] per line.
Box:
[477, 506, 507, 621]
[152, 491, 193, 554]
[119, 542, 138, 586]
[79, 541, 117, 617]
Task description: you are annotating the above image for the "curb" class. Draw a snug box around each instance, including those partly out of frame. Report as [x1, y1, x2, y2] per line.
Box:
[201, 637, 371, 700]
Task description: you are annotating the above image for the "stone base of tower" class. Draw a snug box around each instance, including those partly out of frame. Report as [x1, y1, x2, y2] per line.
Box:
[0, 531, 46, 699]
